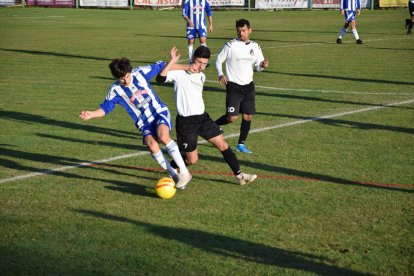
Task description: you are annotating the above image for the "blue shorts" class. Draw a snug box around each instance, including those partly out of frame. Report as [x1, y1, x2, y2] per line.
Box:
[140, 110, 172, 143]
[186, 28, 207, 40]
[344, 10, 357, 22]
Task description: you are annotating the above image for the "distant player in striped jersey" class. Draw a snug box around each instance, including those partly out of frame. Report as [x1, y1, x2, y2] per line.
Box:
[79, 58, 192, 188]
[405, 0, 414, 34]
[336, 0, 364, 44]
[182, 0, 213, 61]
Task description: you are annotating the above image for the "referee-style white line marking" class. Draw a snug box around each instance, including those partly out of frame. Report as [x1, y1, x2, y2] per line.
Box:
[204, 80, 413, 95]
[1, 99, 413, 185]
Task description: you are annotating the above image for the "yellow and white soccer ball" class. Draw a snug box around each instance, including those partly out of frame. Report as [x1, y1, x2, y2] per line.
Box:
[155, 177, 176, 199]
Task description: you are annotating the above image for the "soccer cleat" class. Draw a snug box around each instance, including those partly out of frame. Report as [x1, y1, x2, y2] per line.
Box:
[236, 144, 252, 154]
[336, 38, 342, 44]
[175, 172, 192, 190]
[170, 168, 180, 183]
[356, 39, 364, 44]
[236, 173, 257, 185]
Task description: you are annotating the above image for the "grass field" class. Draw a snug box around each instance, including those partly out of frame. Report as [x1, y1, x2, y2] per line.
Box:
[0, 6, 413, 275]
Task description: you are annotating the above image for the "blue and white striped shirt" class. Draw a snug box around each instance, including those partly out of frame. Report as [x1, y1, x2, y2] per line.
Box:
[341, 0, 360, 11]
[182, 0, 212, 30]
[100, 61, 169, 131]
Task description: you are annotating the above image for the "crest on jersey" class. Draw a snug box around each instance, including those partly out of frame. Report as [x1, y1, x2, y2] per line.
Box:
[250, 49, 254, 56]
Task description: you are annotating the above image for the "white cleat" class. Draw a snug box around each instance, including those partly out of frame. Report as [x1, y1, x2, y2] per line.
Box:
[236, 173, 257, 185]
[176, 172, 192, 190]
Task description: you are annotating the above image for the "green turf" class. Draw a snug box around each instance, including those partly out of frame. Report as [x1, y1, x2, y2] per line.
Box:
[0, 7, 413, 275]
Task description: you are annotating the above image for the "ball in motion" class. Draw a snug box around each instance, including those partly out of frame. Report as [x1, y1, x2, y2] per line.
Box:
[155, 177, 176, 199]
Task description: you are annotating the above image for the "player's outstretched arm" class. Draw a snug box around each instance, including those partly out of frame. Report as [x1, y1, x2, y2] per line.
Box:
[79, 108, 105, 120]
[159, 47, 181, 77]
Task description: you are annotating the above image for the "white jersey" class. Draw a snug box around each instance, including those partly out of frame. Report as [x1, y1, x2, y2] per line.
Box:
[166, 70, 205, 117]
[215, 38, 265, 86]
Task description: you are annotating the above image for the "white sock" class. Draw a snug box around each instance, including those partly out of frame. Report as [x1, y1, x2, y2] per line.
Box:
[339, 28, 347, 39]
[166, 140, 189, 174]
[188, 44, 194, 61]
[352, 29, 360, 40]
[152, 150, 178, 178]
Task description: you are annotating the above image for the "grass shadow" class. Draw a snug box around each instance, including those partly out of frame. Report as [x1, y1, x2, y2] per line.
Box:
[76, 209, 370, 275]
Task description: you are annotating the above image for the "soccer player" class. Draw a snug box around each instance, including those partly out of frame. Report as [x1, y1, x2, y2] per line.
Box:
[79, 58, 192, 188]
[214, 19, 269, 154]
[156, 46, 257, 189]
[182, 0, 213, 61]
[336, 0, 364, 44]
[405, 0, 414, 34]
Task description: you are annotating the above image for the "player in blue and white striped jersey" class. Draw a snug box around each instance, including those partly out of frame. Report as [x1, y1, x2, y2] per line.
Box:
[336, 0, 364, 44]
[79, 58, 192, 188]
[182, 0, 213, 61]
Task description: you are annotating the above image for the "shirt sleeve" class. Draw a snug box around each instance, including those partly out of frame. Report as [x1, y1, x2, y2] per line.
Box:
[166, 70, 178, 83]
[99, 88, 117, 114]
[133, 61, 167, 81]
[215, 43, 229, 77]
[254, 45, 265, 72]
[182, 0, 189, 18]
[205, 0, 212, 17]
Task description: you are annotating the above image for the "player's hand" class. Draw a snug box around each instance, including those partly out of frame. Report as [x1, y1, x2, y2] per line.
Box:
[357, 9, 360, 15]
[209, 25, 213, 33]
[260, 59, 269, 69]
[340, 9, 344, 15]
[170, 46, 180, 63]
[218, 75, 228, 86]
[189, 21, 194, 28]
[79, 111, 92, 120]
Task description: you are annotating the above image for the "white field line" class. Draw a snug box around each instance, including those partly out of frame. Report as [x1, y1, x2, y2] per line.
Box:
[204, 80, 413, 95]
[1, 99, 413, 185]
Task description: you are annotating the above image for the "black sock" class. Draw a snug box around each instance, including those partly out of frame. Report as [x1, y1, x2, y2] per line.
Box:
[238, 119, 251, 145]
[215, 115, 229, 126]
[409, 21, 414, 30]
[221, 147, 241, 176]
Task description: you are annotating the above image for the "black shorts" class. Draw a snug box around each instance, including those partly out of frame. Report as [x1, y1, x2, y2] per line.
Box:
[410, 2, 414, 16]
[225, 81, 256, 116]
[176, 112, 223, 152]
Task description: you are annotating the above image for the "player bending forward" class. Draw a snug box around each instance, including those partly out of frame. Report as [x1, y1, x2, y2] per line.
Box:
[80, 58, 192, 188]
[156, 46, 257, 189]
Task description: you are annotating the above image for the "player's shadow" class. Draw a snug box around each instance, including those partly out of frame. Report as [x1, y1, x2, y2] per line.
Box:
[37, 133, 148, 152]
[0, 48, 153, 64]
[202, 86, 412, 110]
[196, 152, 413, 193]
[367, 47, 414, 52]
[76, 209, 369, 275]
[0, 148, 156, 197]
[263, 70, 414, 86]
[0, 110, 136, 139]
[256, 111, 414, 135]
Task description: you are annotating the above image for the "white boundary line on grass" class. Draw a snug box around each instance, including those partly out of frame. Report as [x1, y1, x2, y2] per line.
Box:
[1, 99, 413, 185]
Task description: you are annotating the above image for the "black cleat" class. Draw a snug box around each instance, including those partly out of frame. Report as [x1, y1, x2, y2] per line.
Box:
[356, 39, 364, 44]
[336, 38, 342, 44]
[405, 19, 411, 29]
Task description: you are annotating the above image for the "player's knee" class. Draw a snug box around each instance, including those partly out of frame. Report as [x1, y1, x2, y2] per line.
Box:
[187, 155, 198, 165]
[158, 134, 171, 146]
[228, 116, 238, 123]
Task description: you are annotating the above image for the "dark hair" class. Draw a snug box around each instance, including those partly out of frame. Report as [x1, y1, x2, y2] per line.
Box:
[193, 46, 211, 59]
[109, 58, 132, 79]
[236, 19, 250, 29]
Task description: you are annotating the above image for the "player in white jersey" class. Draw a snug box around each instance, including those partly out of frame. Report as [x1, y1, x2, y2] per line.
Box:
[156, 46, 258, 187]
[336, 0, 364, 44]
[79, 58, 192, 188]
[405, 0, 414, 34]
[182, 0, 213, 61]
[215, 19, 269, 154]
